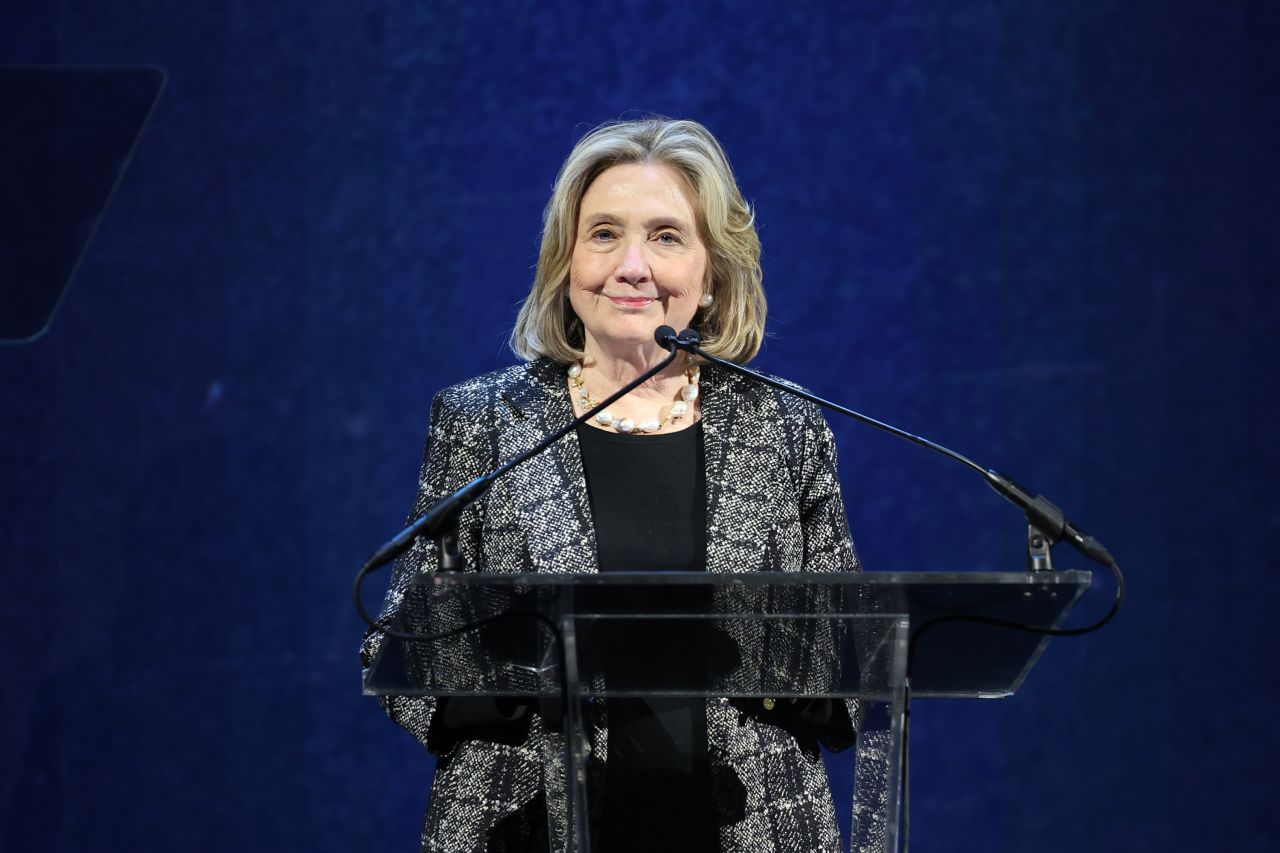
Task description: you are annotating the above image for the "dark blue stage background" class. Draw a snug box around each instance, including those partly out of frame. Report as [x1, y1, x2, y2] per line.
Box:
[2, 2, 1277, 851]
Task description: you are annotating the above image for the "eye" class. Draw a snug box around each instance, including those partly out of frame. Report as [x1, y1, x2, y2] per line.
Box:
[656, 231, 683, 246]
[590, 227, 617, 242]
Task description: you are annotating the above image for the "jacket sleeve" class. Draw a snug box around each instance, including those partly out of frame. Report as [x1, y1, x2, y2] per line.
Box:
[358, 389, 492, 754]
[799, 405, 864, 751]
[798, 406, 861, 574]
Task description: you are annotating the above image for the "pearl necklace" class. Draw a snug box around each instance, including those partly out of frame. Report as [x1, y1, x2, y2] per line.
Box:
[568, 360, 700, 434]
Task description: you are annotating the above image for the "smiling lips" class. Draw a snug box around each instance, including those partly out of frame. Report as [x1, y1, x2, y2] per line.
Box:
[607, 295, 655, 309]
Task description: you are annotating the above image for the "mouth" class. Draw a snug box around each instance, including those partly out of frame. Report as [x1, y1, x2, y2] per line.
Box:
[606, 295, 656, 309]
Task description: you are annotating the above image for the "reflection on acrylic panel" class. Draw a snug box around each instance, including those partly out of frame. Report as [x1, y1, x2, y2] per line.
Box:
[0, 67, 163, 343]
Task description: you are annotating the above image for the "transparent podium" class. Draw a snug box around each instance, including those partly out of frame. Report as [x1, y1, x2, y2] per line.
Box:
[364, 570, 1090, 853]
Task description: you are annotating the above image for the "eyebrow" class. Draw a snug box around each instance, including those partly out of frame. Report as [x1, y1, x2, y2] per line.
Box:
[580, 213, 692, 232]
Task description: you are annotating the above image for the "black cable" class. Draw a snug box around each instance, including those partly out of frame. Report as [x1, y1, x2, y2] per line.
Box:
[897, 558, 1125, 852]
[901, 680, 911, 853]
[354, 562, 569, 715]
[909, 559, 1124, 662]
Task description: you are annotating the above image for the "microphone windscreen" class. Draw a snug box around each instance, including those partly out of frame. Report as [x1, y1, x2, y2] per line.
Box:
[654, 325, 678, 351]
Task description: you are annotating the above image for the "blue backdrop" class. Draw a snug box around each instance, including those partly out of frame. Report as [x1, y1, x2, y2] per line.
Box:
[2, 2, 1277, 851]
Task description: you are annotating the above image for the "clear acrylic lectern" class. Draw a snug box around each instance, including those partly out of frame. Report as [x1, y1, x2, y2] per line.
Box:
[364, 570, 1090, 853]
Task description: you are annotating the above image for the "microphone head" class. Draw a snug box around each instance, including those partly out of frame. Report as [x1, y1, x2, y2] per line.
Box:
[654, 325, 679, 351]
[676, 327, 702, 347]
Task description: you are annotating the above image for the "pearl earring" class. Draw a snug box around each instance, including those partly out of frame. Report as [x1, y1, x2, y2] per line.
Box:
[699, 292, 714, 308]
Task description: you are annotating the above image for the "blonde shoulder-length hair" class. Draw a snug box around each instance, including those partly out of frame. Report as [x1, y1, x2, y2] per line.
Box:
[510, 118, 766, 365]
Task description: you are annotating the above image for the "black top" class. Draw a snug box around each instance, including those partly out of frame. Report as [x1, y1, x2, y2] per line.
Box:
[575, 422, 716, 852]
[575, 421, 707, 572]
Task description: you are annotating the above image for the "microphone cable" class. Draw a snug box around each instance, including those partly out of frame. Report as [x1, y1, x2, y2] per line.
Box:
[899, 555, 1123, 852]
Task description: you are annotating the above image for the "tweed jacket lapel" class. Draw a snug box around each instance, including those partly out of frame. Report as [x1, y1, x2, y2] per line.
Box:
[490, 359, 599, 576]
[701, 364, 793, 575]
[701, 364, 733, 575]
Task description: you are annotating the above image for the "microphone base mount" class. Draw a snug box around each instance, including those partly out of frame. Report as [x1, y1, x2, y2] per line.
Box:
[1027, 523, 1055, 573]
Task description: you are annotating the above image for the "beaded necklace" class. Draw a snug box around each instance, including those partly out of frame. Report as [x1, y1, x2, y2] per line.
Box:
[568, 360, 700, 434]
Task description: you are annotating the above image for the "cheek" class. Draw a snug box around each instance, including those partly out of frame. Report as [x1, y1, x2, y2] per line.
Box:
[663, 290, 701, 323]
[669, 261, 707, 302]
[566, 281, 588, 318]
[657, 255, 705, 294]
[567, 255, 583, 289]
[569, 254, 603, 292]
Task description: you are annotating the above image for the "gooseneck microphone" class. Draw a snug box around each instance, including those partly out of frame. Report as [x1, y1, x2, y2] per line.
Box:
[354, 327, 684, 630]
[670, 327, 1117, 573]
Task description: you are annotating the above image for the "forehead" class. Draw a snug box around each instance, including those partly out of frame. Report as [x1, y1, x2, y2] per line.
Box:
[578, 162, 699, 222]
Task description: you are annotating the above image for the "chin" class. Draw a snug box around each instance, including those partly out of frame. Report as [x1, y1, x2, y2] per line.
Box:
[594, 323, 668, 350]
[616, 315, 664, 334]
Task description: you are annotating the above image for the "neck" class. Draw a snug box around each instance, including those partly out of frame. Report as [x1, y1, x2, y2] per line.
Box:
[568, 345, 700, 435]
[581, 341, 690, 400]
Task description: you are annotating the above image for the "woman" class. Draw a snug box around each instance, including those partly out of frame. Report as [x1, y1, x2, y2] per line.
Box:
[365, 118, 861, 852]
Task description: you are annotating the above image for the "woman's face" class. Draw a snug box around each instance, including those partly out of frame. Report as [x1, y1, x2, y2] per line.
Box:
[568, 162, 707, 359]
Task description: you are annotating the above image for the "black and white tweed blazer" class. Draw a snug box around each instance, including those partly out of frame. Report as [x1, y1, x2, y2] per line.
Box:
[365, 356, 862, 852]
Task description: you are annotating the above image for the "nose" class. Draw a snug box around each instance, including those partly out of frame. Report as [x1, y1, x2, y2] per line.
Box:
[613, 238, 650, 285]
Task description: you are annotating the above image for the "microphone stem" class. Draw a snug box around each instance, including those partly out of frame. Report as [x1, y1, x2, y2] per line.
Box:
[362, 347, 681, 573]
[684, 343, 1113, 567]
[481, 348, 682, 499]
[688, 346, 990, 478]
